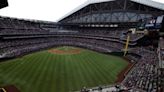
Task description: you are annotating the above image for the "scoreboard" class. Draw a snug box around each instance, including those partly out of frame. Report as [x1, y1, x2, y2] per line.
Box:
[134, 15, 164, 37]
[144, 15, 164, 31]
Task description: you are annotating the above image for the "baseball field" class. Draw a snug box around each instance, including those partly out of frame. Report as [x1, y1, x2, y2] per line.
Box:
[0, 46, 128, 92]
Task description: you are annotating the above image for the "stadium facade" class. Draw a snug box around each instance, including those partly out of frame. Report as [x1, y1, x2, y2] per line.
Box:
[0, 0, 8, 9]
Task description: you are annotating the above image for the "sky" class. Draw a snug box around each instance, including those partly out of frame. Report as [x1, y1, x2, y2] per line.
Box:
[0, 0, 163, 22]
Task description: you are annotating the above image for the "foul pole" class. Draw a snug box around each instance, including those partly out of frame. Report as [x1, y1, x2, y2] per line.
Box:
[124, 35, 130, 56]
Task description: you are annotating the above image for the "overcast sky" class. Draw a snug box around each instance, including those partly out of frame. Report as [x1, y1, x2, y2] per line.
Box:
[0, 0, 163, 22]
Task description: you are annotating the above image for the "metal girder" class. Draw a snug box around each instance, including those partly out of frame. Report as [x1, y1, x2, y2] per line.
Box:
[63, 11, 156, 23]
[60, 0, 164, 24]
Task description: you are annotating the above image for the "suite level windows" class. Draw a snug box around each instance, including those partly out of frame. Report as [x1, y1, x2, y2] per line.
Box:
[79, 24, 118, 28]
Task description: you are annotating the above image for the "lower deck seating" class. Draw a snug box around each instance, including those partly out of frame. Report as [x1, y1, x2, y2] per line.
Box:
[123, 47, 163, 92]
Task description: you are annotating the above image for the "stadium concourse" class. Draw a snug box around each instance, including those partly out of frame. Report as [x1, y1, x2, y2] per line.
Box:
[0, 0, 164, 92]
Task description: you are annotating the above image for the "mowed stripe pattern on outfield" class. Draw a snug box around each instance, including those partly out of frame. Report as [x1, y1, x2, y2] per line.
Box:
[0, 47, 128, 92]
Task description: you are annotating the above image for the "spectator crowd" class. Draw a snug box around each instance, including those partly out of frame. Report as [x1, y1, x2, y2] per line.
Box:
[0, 16, 163, 92]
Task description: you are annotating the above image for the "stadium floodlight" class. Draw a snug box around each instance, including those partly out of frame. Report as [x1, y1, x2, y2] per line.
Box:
[0, 0, 8, 9]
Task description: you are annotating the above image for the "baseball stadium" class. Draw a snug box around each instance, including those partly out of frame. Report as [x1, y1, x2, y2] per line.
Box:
[0, 0, 164, 92]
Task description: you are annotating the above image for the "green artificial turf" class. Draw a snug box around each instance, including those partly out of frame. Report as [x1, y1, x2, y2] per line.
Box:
[0, 46, 128, 92]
